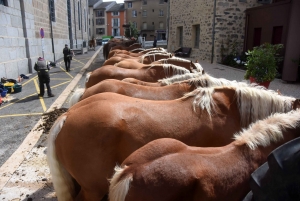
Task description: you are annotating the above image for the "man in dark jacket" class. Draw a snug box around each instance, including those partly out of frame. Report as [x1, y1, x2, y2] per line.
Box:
[153, 36, 157, 48]
[34, 57, 54, 97]
[63, 44, 74, 72]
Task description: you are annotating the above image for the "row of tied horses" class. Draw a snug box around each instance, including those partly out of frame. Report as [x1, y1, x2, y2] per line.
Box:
[47, 39, 300, 201]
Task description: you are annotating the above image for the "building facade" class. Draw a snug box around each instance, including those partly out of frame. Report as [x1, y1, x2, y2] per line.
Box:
[106, 3, 126, 37]
[92, 1, 116, 39]
[245, 0, 300, 81]
[0, 0, 89, 79]
[167, 0, 260, 63]
[124, 0, 168, 41]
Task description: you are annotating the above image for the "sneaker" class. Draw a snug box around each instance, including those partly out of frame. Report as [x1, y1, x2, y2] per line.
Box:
[38, 94, 43, 97]
[48, 94, 55, 97]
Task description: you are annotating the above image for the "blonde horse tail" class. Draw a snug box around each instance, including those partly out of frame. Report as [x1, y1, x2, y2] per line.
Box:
[109, 166, 133, 201]
[69, 88, 85, 107]
[47, 114, 76, 201]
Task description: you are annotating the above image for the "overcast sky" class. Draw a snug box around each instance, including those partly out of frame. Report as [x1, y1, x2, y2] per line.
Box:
[103, 0, 124, 3]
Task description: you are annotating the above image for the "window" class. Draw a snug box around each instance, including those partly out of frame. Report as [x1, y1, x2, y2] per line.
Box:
[112, 11, 119, 16]
[49, 0, 56, 22]
[127, 2, 132, 8]
[253, 28, 262, 47]
[272, 26, 283, 44]
[96, 28, 105, 34]
[132, 10, 137, 17]
[142, 10, 147, 17]
[113, 18, 119, 27]
[143, 22, 147, 29]
[95, 10, 104, 17]
[143, 0, 147, 5]
[193, 24, 200, 48]
[159, 0, 164, 4]
[0, 0, 8, 6]
[133, 21, 137, 28]
[78, 2, 80, 29]
[159, 22, 164, 29]
[159, 9, 164, 16]
[96, 18, 105, 25]
[177, 26, 183, 47]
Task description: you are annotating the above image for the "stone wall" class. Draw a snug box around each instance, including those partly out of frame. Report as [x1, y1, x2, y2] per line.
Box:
[0, 0, 28, 79]
[0, 0, 89, 79]
[167, 0, 260, 63]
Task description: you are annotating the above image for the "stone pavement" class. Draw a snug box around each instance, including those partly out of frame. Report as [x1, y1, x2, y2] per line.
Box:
[0, 51, 299, 201]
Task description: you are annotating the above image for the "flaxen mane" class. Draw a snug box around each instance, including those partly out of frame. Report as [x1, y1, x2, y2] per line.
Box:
[140, 48, 167, 54]
[146, 64, 190, 77]
[139, 53, 172, 63]
[182, 86, 296, 128]
[188, 73, 249, 88]
[158, 72, 203, 85]
[233, 109, 300, 149]
[157, 58, 203, 72]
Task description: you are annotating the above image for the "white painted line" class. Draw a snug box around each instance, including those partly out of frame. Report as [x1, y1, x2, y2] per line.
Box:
[0, 47, 103, 190]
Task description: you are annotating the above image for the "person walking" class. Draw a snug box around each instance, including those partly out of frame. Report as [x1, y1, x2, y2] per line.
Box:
[63, 44, 74, 72]
[153, 36, 157, 48]
[34, 57, 55, 97]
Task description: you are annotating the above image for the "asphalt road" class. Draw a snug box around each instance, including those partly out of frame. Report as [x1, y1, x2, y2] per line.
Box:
[0, 46, 103, 167]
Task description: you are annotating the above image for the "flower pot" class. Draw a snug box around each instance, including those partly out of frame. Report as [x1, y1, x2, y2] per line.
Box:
[249, 77, 271, 89]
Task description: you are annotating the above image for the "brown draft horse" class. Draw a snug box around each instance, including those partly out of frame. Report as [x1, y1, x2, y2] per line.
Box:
[108, 47, 166, 59]
[109, 110, 300, 201]
[89, 38, 96, 50]
[103, 52, 173, 66]
[47, 86, 300, 201]
[103, 39, 139, 59]
[69, 73, 247, 106]
[85, 64, 190, 88]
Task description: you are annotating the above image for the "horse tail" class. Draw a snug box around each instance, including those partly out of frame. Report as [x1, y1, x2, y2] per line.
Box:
[86, 72, 91, 83]
[109, 166, 133, 201]
[69, 88, 85, 107]
[47, 114, 76, 201]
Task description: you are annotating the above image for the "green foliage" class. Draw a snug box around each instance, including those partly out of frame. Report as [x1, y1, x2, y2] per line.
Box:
[125, 22, 139, 38]
[244, 43, 283, 83]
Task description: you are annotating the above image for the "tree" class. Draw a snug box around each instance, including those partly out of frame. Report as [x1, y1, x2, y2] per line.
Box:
[125, 22, 139, 38]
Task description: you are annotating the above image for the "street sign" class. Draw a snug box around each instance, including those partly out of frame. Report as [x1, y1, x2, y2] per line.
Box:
[40, 28, 44, 38]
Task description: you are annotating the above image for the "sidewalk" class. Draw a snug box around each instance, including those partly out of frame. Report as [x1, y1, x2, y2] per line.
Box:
[0, 52, 299, 200]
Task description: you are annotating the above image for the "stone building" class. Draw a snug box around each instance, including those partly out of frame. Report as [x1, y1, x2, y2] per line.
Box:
[124, 0, 168, 41]
[167, 0, 261, 63]
[0, 0, 89, 80]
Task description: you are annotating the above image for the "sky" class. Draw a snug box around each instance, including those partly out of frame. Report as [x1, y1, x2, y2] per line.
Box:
[103, 0, 124, 3]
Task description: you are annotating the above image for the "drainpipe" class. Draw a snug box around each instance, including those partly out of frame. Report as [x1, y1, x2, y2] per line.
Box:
[211, 0, 217, 64]
[19, 0, 32, 72]
[48, 0, 56, 61]
[80, 0, 84, 52]
[74, 0, 77, 48]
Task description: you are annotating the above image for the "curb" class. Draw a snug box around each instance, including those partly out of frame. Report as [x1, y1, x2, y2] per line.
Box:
[0, 46, 102, 190]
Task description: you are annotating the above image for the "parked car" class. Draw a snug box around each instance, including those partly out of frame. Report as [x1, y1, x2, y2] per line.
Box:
[102, 38, 110, 45]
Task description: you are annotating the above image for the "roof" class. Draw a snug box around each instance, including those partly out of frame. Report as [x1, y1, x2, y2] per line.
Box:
[88, 0, 101, 7]
[95, 1, 114, 9]
[107, 3, 125, 12]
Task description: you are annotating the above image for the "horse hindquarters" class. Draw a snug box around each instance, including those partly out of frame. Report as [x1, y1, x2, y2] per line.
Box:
[109, 166, 132, 201]
[47, 114, 77, 201]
